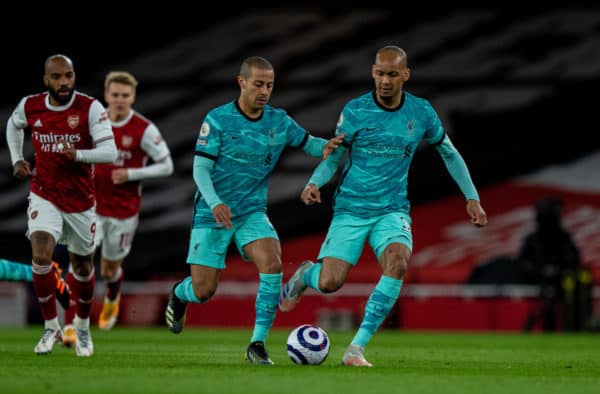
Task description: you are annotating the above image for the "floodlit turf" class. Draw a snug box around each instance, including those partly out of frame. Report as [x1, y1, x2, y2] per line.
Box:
[0, 327, 599, 393]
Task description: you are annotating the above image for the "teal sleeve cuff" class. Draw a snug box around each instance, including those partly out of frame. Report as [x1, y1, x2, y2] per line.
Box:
[308, 145, 346, 188]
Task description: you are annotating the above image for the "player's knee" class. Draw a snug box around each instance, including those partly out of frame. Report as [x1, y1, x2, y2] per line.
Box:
[385, 255, 408, 279]
[101, 266, 116, 280]
[261, 260, 282, 274]
[318, 276, 344, 293]
[193, 283, 216, 301]
[72, 262, 94, 277]
[31, 254, 53, 266]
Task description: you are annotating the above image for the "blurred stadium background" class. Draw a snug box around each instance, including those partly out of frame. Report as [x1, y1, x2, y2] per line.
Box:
[1, 7, 599, 331]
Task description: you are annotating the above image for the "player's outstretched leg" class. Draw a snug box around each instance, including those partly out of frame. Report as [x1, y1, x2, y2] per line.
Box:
[246, 341, 273, 365]
[165, 281, 187, 334]
[279, 260, 314, 312]
[0, 258, 32, 281]
[341, 344, 373, 367]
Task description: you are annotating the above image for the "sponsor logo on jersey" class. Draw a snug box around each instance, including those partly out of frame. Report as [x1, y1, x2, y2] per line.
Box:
[34, 119, 43, 127]
[67, 114, 80, 129]
[33, 131, 82, 153]
[32, 132, 81, 144]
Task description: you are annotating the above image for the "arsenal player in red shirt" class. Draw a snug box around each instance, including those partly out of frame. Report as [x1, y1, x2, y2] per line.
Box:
[6, 54, 117, 357]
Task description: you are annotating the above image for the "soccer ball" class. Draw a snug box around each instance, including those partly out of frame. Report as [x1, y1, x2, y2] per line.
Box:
[286, 324, 330, 365]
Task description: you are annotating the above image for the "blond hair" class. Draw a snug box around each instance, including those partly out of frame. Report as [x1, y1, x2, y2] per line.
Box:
[104, 71, 138, 89]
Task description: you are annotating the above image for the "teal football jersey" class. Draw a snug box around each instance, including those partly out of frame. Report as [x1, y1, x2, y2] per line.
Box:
[193, 101, 309, 227]
[333, 91, 445, 217]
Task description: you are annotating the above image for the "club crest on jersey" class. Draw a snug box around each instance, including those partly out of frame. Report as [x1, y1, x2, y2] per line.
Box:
[122, 135, 133, 148]
[200, 122, 210, 137]
[67, 114, 79, 129]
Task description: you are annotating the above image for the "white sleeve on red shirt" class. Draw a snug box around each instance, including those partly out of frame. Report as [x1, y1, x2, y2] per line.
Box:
[126, 123, 174, 181]
[6, 97, 27, 165]
[75, 100, 117, 163]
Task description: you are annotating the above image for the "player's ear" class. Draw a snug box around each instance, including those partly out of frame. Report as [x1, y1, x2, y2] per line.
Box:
[403, 67, 411, 82]
[237, 75, 244, 90]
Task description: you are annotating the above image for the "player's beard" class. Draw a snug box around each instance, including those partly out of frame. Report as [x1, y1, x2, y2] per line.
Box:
[48, 87, 74, 105]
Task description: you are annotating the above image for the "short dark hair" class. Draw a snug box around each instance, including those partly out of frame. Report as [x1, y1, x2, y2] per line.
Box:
[239, 56, 273, 78]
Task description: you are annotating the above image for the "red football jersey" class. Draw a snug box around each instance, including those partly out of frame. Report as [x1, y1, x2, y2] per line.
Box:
[95, 112, 151, 218]
[24, 92, 100, 212]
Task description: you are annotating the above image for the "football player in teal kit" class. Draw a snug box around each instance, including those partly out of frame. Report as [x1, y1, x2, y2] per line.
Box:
[165, 56, 344, 364]
[280, 46, 488, 366]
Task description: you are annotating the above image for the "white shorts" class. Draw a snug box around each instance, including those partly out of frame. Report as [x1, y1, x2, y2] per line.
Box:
[95, 214, 139, 261]
[26, 192, 96, 256]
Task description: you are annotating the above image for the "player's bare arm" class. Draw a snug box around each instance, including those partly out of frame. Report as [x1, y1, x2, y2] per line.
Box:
[212, 203, 233, 229]
[467, 199, 488, 227]
[12, 160, 32, 179]
[111, 168, 129, 184]
[301, 183, 321, 205]
[322, 134, 345, 160]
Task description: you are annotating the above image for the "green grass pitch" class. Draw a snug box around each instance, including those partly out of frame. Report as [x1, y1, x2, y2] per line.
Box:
[0, 327, 599, 394]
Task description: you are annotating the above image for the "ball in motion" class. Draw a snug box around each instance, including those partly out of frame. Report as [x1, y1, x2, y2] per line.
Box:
[286, 324, 330, 365]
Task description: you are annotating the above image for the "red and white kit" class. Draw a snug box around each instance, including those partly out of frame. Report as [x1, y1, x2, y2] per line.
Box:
[7, 91, 114, 253]
[94, 110, 172, 259]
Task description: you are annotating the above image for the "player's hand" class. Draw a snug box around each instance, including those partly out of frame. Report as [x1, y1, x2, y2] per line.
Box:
[322, 134, 345, 160]
[467, 199, 488, 227]
[56, 137, 76, 161]
[111, 169, 129, 185]
[212, 203, 233, 229]
[12, 160, 32, 180]
[301, 183, 321, 205]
